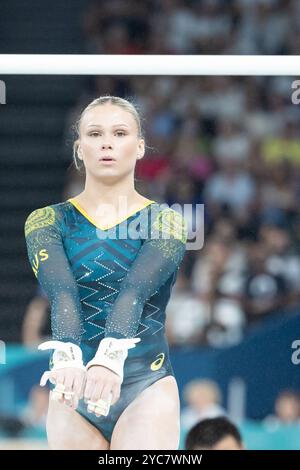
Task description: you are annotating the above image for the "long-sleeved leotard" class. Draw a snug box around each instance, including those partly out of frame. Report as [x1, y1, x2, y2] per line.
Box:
[24, 199, 187, 440]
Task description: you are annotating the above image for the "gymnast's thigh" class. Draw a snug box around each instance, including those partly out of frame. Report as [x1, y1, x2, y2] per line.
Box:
[110, 375, 180, 450]
[46, 394, 110, 450]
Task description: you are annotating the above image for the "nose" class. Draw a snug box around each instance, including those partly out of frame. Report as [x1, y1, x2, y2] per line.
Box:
[101, 140, 113, 149]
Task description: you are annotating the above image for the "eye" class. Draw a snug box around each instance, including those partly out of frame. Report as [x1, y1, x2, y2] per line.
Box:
[115, 130, 126, 137]
[89, 131, 100, 137]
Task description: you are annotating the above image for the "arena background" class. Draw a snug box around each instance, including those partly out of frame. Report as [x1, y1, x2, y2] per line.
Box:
[0, 0, 300, 449]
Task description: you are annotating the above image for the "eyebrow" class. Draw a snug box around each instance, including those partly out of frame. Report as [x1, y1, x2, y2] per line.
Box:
[87, 123, 130, 129]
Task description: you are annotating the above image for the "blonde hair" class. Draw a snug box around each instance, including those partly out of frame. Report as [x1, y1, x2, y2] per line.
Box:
[72, 96, 143, 172]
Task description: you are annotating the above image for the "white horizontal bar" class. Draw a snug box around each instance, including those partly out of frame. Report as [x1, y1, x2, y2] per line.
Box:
[0, 55, 299, 75]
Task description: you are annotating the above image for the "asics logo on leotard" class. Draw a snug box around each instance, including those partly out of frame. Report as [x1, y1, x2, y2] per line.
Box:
[150, 353, 165, 371]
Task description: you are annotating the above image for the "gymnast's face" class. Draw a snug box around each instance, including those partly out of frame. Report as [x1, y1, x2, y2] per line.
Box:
[78, 103, 144, 182]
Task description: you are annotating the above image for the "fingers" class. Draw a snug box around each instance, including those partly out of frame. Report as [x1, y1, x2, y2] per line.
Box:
[49, 370, 58, 385]
[86, 384, 120, 416]
[49, 369, 86, 409]
[92, 384, 112, 417]
[63, 369, 86, 409]
[87, 382, 103, 414]
[49, 367, 122, 416]
[84, 368, 121, 417]
[83, 376, 96, 404]
[86, 381, 100, 415]
[50, 383, 66, 403]
[73, 372, 86, 399]
[50, 370, 65, 403]
[93, 397, 111, 417]
[101, 384, 113, 403]
[63, 370, 75, 408]
[86, 381, 106, 415]
[91, 382, 105, 404]
[87, 392, 112, 417]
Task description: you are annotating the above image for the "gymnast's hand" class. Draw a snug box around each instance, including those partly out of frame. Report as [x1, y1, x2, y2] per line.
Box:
[83, 337, 141, 417]
[38, 341, 86, 410]
[84, 365, 121, 417]
[49, 367, 86, 410]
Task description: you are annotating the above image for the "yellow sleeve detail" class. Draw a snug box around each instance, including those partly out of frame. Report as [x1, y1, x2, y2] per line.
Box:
[153, 208, 188, 244]
[24, 207, 56, 237]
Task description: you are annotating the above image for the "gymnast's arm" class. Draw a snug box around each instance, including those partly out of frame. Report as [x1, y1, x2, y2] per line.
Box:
[24, 206, 85, 408]
[105, 208, 187, 339]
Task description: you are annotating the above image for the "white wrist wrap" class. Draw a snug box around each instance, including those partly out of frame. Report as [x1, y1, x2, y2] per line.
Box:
[38, 340, 85, 386]
[86, 337, 141, 382]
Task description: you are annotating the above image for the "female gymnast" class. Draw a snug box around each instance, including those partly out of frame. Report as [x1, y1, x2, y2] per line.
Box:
[24, 96, 187, 450]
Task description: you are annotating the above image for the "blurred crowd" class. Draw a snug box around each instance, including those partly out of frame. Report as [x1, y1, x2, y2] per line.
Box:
[82, 0, 300, 55]
[181, 379, 300, 428]
[182, 379, 300, 449]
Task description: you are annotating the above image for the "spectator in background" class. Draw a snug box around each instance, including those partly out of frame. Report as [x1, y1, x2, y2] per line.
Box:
[275, 390, 300, 424]
[191, 235, 246, 346]
[189, 0, 232, 55]
[260, 222, 300, 305]
[173, 117, 214, 176]
[259, 161, 298, 218]
[193, 77, 246, 124]
[213, 120, 250, 166]
[165, 272, 209, 346]
[181, 379, 226, 431]
[262, 120, 300, 166]
[242, 242, 289, 324]
[162, 0, 199, 54]
[82, 0, 149, 54]
[265, 390, 300, 426]
[204, 159, 256, 224]
[185, 417, 244, 450]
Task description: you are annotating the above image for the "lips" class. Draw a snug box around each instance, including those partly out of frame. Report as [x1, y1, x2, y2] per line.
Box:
[99, 156, 116, 162]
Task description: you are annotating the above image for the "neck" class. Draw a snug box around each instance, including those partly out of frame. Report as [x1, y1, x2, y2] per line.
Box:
[79, 172, 141, 210]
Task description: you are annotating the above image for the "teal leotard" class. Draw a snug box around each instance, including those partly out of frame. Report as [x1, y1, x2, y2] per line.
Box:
[24, 199, 187, 441]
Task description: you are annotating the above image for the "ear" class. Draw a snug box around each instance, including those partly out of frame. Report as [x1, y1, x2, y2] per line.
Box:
[75, 140, 83, 160]
[137, 139, 145, 160]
